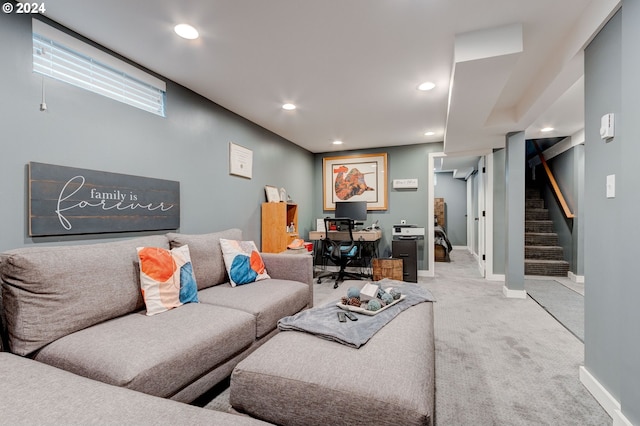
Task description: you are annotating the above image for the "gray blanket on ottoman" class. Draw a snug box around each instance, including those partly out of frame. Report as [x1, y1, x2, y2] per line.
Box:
[277, 280, 434, 348]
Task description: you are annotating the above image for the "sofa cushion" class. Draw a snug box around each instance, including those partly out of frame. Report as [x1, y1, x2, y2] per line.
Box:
[0, 235, 169, 356]
[0, 353, 270, 426]
[198, 279, 309, 338]
[137, 245, 199, 315]
[220, 239, 270, 287]
[34, 303, 256, 398]
[167, 229, 242, 290]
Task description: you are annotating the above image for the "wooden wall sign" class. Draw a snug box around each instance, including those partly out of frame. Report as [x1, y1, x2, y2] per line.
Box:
[29, 162, 180, 236]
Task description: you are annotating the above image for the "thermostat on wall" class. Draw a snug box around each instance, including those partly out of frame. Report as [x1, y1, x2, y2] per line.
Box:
[600, 113, 615, 140]
[393, 178, 418, 189]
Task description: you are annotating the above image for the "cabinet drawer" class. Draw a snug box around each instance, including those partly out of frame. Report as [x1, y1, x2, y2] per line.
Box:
[392, 240, 418, 283]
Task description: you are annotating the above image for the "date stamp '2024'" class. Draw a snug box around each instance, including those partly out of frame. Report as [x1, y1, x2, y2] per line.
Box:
[3, 2, 46, 14]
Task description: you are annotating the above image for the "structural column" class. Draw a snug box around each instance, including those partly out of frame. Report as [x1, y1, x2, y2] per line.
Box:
[504, 131, 526, 298]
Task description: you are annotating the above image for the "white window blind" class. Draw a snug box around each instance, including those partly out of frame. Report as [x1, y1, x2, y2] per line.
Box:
[32, 20, 166, 117]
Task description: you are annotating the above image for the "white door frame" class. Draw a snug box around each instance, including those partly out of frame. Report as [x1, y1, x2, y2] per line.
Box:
[477, 156, 486, 277]
[426, 152, 440, 277]
[427, 150, 491, 277]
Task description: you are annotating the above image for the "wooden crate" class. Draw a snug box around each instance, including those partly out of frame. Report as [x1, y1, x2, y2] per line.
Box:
[435, 244, 449, 262]
[372, 258, 403, 281]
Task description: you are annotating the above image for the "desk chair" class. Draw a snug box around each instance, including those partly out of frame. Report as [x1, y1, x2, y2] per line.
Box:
[316, 217, 364, 288]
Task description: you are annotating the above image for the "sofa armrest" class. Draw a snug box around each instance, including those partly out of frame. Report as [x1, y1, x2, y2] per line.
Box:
[261, 253, 314, 308]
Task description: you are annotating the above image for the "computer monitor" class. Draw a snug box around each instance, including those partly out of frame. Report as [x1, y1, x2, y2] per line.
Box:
[335, 201, 367, 225]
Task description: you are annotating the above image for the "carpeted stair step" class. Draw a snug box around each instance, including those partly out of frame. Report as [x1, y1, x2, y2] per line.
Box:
[525, 245, 564, 260]
[525, 220, 554, 233]
[525, 198, 545, 209]
[525, 188, 542, 199]
[525, 232, 559, 246]
[525, 259, 570, 277]
[525, 208, 550, 220]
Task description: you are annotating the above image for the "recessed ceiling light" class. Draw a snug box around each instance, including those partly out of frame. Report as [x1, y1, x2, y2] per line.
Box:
[282, 103, 296, 110]
[541, 127, 554, 132]
[332, 140, 343, 145]
[418, 81, 436, 91]
[424, 131, 435, 136]
[174, 24, 199, 40]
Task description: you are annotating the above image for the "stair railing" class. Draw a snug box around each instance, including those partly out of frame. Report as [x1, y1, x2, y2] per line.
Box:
[532, 141, 575, 219]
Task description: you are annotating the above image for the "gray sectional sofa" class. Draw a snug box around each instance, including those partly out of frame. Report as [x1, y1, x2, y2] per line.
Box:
[0, 228, 312, 424]
[0, 352, 270, 425]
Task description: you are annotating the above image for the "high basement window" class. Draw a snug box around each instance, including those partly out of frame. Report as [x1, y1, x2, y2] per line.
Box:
[32, 19, 166, 117]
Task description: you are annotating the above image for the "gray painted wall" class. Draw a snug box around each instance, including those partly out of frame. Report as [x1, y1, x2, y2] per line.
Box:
[434, 172, 467, 246]
[492, 149, 506, 275]
[573, 144, 585, 277]
[619, 2, 640, 417]
[540, 148, 577, 271]
[539, 144, 586, 276]
[505, 132, 525, 292]
[585, 5, 639, 423]
[0, 13, 315, 252]
[314, 143, 443, 271]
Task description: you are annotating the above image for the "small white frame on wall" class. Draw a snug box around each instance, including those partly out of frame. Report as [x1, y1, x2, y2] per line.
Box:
[229, 142, 253, 179]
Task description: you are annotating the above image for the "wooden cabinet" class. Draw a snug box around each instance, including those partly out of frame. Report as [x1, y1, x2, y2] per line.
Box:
[261, 203, 298, 253]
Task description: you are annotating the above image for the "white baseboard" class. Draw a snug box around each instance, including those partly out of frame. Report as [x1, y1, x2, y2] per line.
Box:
[568, 271, 585, 283]
[418, 269, 433, 278]
[486, 273, 505, 282]
[579, 366, 630, 424]
[613, 410, 633, 426]
[502, 285, 527, 299]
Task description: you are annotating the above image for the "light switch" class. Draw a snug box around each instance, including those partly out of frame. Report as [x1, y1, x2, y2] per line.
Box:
[606, 174, 615, 198]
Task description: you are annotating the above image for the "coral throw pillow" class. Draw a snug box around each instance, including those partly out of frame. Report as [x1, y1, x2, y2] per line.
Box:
[220, 239, 270, 287]
[137, 245, 199, 316]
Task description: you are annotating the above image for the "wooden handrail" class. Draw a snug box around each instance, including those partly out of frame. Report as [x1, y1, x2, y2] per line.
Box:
[532, 141, 575, 219]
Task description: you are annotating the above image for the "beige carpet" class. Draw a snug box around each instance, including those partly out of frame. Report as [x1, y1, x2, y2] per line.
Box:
[200, 249, 611, 425]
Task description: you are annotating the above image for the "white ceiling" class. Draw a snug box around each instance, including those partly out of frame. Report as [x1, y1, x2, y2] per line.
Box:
[38, 0, 619, 155]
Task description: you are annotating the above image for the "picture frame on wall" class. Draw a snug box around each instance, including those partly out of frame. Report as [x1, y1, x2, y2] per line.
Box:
[264, 185, 280, 203]
[322, 153, 388, 210]
[229, 142, 253, 179]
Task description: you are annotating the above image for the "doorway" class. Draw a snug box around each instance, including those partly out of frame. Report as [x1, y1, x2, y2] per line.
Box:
[427, 151, 490, 277]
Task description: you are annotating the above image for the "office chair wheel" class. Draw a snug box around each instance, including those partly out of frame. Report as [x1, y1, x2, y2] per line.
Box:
[333, 281, 340, 289]
[317, 277, 322, 284]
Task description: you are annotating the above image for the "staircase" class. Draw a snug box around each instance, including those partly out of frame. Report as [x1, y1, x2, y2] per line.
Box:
[524, 188, 570, 276]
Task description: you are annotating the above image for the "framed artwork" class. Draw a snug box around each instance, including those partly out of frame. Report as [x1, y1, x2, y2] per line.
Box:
[229, 142, 253, 179]
[264, 185, 280, 202]
[323, 153, 387, 210]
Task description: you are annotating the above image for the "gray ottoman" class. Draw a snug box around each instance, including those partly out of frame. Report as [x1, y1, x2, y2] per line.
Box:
[229, 283, 435, 426]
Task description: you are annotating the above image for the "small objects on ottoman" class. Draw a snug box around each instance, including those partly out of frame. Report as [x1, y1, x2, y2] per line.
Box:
[347, 286, 361, 299]
[381, 292, 394, 305]
[359, 282, 380, 301]
[338, 282, 407, 314]
[389, 288, 401, 300]
[367, 299, 382, 311]
[340, 296, 361, 307]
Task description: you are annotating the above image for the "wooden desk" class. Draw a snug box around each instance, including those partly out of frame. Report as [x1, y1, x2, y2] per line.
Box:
[308, 229, 382, 242]
[308, 229, 382, 280]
